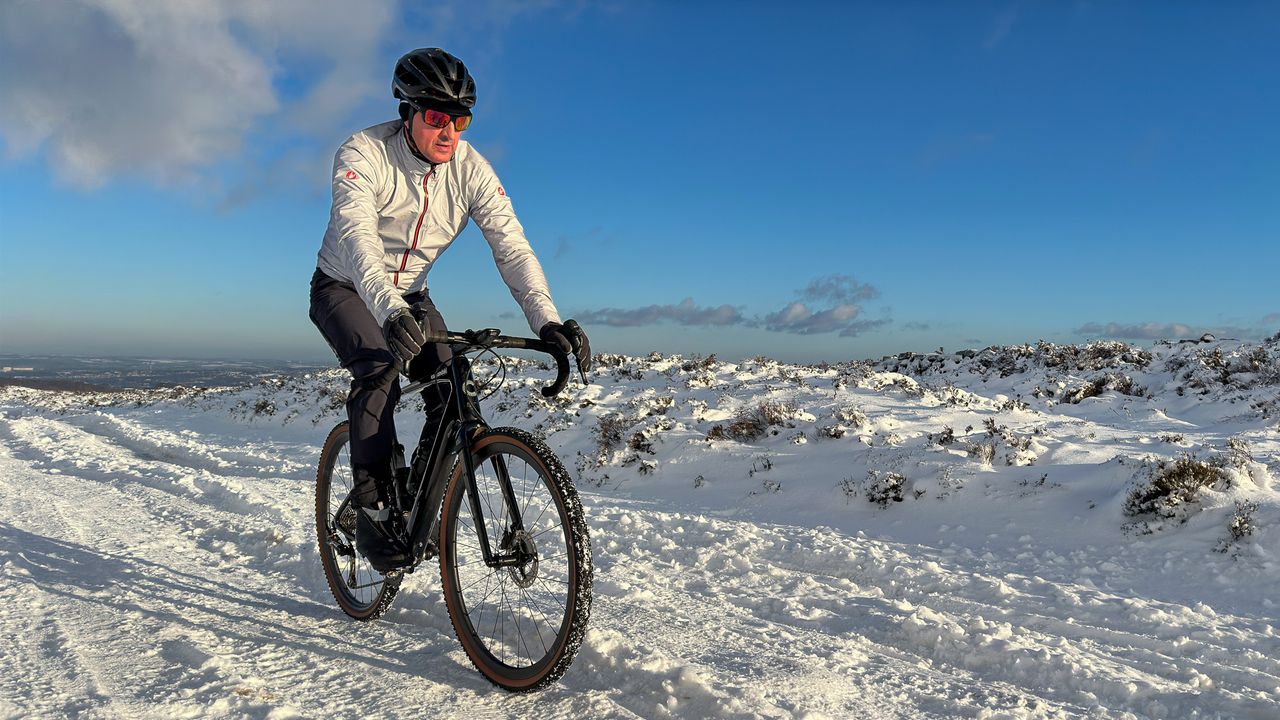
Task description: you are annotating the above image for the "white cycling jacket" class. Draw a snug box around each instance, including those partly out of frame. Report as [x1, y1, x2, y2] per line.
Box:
[316, 120, 561, 332]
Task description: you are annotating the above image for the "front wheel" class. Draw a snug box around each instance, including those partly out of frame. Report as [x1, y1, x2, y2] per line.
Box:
[315, 422, 401, 620]
[439, 428, 593, 691]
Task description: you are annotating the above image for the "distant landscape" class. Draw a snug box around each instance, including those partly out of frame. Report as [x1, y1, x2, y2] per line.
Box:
[0, 354, 331, 391]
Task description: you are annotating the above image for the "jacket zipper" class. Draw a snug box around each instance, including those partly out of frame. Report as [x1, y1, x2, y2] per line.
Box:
[393, 171, 432, 287]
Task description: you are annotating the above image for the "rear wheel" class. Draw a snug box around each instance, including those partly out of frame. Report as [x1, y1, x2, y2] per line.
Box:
[315, 422, 401, 620]
[439, 428, 592, 691]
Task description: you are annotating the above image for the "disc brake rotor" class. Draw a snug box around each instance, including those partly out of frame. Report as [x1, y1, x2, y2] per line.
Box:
[504, 530, 539, 589]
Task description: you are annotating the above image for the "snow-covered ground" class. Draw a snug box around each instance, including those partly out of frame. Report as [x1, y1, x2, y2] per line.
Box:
[2, 337, 1278, 719]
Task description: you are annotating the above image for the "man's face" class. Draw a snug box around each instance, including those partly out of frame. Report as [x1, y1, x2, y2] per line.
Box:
[408, 108, 467, 164]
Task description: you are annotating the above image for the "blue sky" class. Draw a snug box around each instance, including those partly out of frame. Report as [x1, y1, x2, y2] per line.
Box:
[1, 1, 1277, 363]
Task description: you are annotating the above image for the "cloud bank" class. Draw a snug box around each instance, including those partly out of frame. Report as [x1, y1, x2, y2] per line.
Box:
[1075, 315, 1280, 342]
[578, 298, 746, 328]
[578, 274, 890, 338]
[0, 0, 396, 189]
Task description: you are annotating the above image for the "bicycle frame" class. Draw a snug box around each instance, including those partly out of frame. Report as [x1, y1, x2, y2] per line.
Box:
[327, 326, 570, 576]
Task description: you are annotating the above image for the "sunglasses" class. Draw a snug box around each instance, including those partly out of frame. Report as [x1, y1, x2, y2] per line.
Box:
[419, 107, 472, 131]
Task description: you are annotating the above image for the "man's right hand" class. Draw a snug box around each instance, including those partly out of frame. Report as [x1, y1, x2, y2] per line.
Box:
[540, 319, 592, 374]
[382, 308, 426, 367]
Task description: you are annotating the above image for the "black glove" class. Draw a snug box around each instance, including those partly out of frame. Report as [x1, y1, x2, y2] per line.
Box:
[540, 319, 592, 374]
[383, 308, 426, 367]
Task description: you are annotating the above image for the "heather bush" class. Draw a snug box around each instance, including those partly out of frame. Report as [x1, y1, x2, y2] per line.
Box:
[594, 413, 628, 456]
[864, 470, 907, 507]
[1061, 373, 1148, 404]
[1227, 500, 1258, 542]
[707, 401, 797, 442]
[1124, 454, 1227, 519]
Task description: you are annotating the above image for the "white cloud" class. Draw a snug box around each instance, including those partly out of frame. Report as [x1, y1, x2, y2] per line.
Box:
[984, 4, 1019, 50]
[799, 275, 880, 304]
[763, 302, 865, 335]
[0, 0, 396, 189]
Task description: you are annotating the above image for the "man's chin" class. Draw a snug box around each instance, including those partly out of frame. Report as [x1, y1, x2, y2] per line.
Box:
[426, 148, 456, 164]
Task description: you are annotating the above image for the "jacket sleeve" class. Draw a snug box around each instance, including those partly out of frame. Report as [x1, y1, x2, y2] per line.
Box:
[328, 141, 408, 326]
[467, 161, 562, 334]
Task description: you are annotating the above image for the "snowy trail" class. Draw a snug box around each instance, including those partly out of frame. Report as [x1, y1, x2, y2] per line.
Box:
[3, 338, 1279, 718]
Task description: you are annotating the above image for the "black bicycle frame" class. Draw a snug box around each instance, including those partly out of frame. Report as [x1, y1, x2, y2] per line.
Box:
[397, 352, 528, 571]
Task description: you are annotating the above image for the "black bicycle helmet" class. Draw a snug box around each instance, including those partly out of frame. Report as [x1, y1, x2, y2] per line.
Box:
[392, 48, 475, 115]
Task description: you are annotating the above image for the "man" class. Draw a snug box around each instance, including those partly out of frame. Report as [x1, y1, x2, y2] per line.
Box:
[309, 48, 590, 573]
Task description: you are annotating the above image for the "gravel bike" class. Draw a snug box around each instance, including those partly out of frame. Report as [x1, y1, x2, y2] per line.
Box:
[314, 325, 592, 691]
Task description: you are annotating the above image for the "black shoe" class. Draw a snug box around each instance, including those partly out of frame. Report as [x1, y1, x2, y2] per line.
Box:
[355, 503, 411, 573]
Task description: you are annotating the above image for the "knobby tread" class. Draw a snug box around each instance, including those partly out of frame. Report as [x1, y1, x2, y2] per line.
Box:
[439, 427, 593, 692]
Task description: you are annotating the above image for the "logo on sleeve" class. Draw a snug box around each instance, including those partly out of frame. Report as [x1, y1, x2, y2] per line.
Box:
[345, 170, 358, 180]
[498, 186, 506, 196]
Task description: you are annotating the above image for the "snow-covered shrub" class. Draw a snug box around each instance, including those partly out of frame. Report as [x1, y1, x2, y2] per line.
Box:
[1227, 500, 1258, 543]
[833, 405, 868, 428]
[928, 426, 956, 446]
[1225, 437, 1253, 468]
[594, 413, 628, 455]
[594, 353, 629, 369]
[706, 401, 796, 442]
[864, 470, 906, 507]
[1124, 454, 1227, 519]
[1061, 373, 1148, 404]
[968, 441, 996, 466]
[629, 431, 654, 455]
[817, 424, 847, 439]
[680, 354, 718, 372]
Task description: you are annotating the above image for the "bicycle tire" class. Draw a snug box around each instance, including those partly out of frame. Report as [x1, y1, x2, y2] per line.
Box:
[315, 421, 401, 620]
[439, 428, 593, 691]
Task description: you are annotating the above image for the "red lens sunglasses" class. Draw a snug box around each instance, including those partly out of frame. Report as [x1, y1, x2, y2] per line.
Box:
[420, 108, 472, 132]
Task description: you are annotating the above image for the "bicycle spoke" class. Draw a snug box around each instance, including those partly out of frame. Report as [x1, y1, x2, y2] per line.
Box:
[516, 583, 557, 647]
[520, 459, 537, 515]
[459, 567, 499, 598]
[534, 577, 570, 611]
[529, 524, 564, 542]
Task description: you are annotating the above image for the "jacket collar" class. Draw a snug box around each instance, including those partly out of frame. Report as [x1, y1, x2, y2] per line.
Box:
[392, 122, 436, 177]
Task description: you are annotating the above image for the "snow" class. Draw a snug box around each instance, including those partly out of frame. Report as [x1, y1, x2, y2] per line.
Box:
[2, 336, 1278, 718]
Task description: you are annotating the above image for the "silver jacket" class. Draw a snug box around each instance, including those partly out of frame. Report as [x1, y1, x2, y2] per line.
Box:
[316, 120, 561, 332]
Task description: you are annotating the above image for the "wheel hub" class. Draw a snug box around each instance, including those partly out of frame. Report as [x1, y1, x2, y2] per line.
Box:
[504, 529, 539, 588]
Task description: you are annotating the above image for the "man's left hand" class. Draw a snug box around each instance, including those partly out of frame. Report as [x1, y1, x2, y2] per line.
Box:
[540, 320, 592, 374]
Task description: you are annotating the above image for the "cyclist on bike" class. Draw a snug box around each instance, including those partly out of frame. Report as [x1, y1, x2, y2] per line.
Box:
[309, 47, 591, 573]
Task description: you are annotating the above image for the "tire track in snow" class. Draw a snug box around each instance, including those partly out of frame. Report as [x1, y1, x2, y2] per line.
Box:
[588, 502, 1082, 718]
[1, 446, 385, 716]
[1, 415, 284, 523]
[59, 411, 311, 480]
[2, 429, 691, 719]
